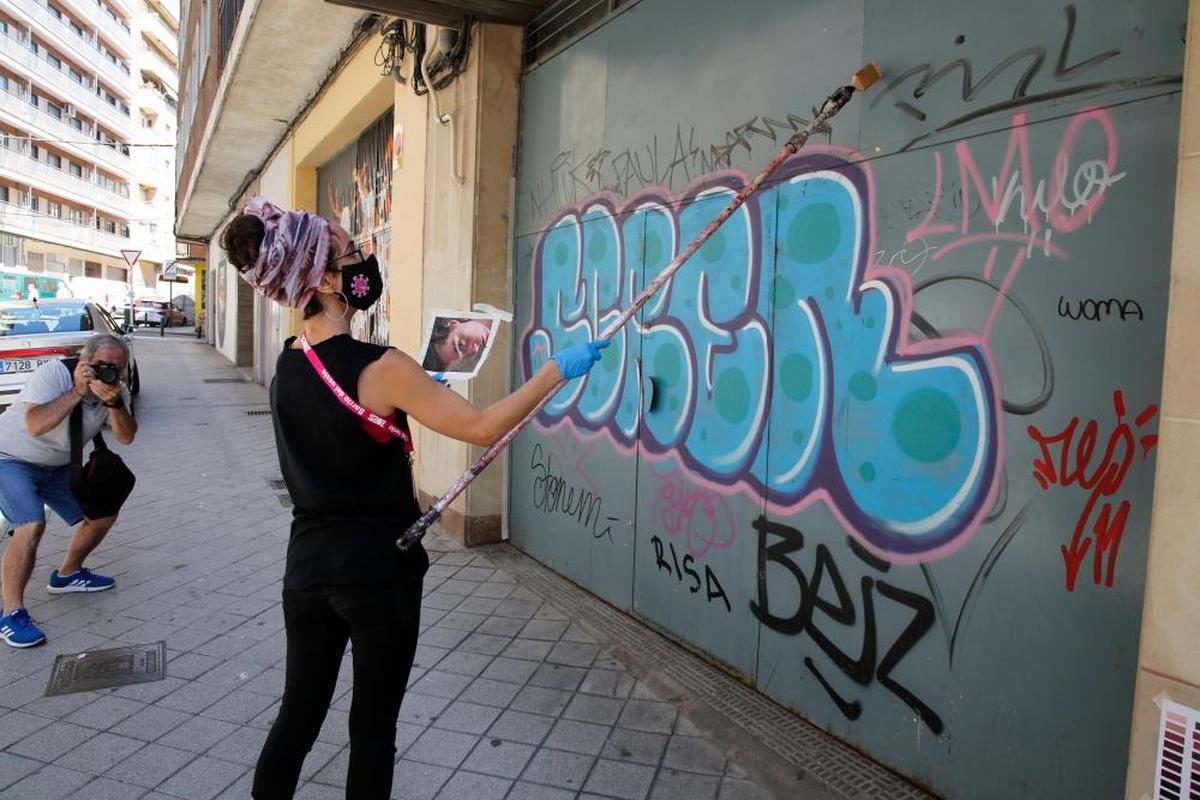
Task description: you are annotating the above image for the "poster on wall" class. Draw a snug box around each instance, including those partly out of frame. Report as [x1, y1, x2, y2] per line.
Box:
[317, 109, 394, 346]
[417, 309, 502, 380]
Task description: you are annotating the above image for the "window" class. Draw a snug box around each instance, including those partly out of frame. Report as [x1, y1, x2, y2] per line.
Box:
[27, 252, 45, 272]
[47, 256, 65, 272]
[69, 117, 83, 131]
[47, 202, 62, 218]
[104, 220, 115, 233]
[30, 196, 38, 211]
[0, 75, 7, 91]
[46, 101, 62, 120]
[70, 68, 84, 85]
[47, 153, 61, 169]
[69, 163, 82, 178]
[0, 186, 7, 203]
[84, 261, 101, 278]
[104, 265, 125, 281]
[48, 3, 62, 20]
[69, 209, 84, 225]
[47, 53, 61, 69]
[70, 21, 83, 37]
[29, 144, 39, 159]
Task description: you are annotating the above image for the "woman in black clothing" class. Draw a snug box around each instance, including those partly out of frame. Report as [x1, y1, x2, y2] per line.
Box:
[220, 201, 607, 799]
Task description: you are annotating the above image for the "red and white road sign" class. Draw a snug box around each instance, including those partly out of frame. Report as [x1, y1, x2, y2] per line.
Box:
[120, 249, 141, 268]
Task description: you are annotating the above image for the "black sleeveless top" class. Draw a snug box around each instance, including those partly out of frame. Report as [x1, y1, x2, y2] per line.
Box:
[270, 334, 427, 590]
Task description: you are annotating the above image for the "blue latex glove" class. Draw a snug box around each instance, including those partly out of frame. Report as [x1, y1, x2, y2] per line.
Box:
[430, 372, 450, 387]
[552, 339, 610, 380]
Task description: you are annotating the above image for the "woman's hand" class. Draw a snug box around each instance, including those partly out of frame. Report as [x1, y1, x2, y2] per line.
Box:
[552, 339, 610, 380]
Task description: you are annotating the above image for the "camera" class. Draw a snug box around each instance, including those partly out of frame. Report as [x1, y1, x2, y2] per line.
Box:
[92, 362, 121, 386]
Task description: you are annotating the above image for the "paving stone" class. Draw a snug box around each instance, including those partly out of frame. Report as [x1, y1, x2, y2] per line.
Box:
[156, 678, 228, 713]
[458, 677, 521, 709]
[584, 757, 658, 800]
[528, 663, 587, 692]
[412, 644, 451, 671]
[520, 619, 570, 641]
[456, 633, 511, 656]
[433, 650, 494, 678]
[433, 769, 512, 799]
[112, 675, 188, 703]
[390, 759, 454, 800]
[419, 627, 471, 649]
[563, 693, 625, 726]
[520, 747, 595, 790]
[422, 593, 465, 612]
[547, 640, 601, 668]
[158, 714, 239, 753]
[58, 775, 146, 800]
[0, 764, 92, 799]
[7, 721, 92, 761]
[503, 638, 554, 662]
[461, 737, 536, 779]
[509, 685, 572, 717]
[409, 670, 472, 700]
[104, 742, 194, 787]
[437, 611, 488, 632]
[651, 768, 722, 800]
[0, 710, 53, 750]
[544, 718, 613, 755]
[109, 703, 193, 741]
[663, 736, 726, 776]
[156, 755, 246, 800]
[0, 752, 43, 791]
[475, 615, 525, 636]
[454, 567, 496, 583]
[675, 715, 704, 737]
[53, 731, 145, 774]
[603, 727, 670, 766]
[580, 667, 637, 699]
[311, 747, 349, 786]
[316, 709, 350, 746]
[717, 777, 775, 799]
[486, 709, 555, 746]
[481, 656, 539, 685]
[404, 728, 480, 769]
[493, 598, 541, 619]
[469, 583, 514, 600]
[432, 700, 503, 735]
[205, 723, 268, 765]
[619, 699, 678, 734]
[61, 695, 148, 734]
[397, 693, 450, 726]
[200, 687, 278, 724]
[165, 652, 224, 680]
[192, 658, 266, 690]
[506, 781, 578, 800]
[295, 780, 343, 799]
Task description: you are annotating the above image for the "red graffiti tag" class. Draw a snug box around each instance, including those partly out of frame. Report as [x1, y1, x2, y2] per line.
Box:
[1027, 390, 1158, 591]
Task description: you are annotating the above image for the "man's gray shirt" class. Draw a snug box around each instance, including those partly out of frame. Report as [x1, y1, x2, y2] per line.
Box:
[0, 361, 130, 467]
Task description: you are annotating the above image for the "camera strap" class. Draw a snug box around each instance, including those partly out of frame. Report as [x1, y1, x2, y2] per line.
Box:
[297, 334, 413, 452]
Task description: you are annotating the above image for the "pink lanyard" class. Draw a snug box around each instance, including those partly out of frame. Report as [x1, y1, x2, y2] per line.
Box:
[298, 334, 413, 452]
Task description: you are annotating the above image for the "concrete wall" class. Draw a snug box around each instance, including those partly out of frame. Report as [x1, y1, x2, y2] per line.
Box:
[1125, 0, 1200, 796]
[416, 22, 523, 544]
[507, 1, 1186, 797]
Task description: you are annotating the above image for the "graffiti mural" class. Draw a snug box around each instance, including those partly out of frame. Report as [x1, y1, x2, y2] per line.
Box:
[523, 152, 1002, 563]
[317, 110, 394, 346]
[509, 1, 1183, 797]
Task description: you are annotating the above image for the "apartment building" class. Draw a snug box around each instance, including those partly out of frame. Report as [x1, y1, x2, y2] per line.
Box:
[0, 0, 182, 307]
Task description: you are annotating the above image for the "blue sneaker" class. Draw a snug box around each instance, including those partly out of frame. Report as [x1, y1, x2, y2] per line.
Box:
[47, 568, 115, 595]
[0, 608, 45, 648]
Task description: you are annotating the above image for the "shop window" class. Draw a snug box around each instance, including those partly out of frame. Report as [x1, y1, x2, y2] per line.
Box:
[84, 261, 101, 278]
[105, 265, 124, 281]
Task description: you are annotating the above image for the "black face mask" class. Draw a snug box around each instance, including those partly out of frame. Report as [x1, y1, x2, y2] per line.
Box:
[339, 254, 382, 310]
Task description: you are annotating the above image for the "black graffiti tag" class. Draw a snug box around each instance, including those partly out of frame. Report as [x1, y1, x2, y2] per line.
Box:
[749, 516, 944, 734]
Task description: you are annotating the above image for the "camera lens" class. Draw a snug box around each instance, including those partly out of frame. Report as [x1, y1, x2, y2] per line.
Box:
[94, 363, 120, 385]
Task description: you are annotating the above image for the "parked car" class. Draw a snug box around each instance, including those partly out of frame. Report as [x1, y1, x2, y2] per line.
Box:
[0, 299, 140, 412]
[133, 300, 187, 328]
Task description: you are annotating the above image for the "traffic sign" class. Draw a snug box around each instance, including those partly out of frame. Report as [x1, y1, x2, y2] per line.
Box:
[162, 260, 178, 281]
[121, 249, 141, 268]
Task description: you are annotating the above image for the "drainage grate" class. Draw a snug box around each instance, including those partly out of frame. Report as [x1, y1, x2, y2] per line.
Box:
[267, 478, 286, 491]
[46, 642, 166, 696]
[203, 377, 248, 384]
[245, 409, 271, 417]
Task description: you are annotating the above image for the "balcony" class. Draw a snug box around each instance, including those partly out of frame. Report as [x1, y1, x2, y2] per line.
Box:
[138, 5, 178, 59]
[136, 81, 177, 119]
[11, 1, 132, 92]
[0, 87, 133, 177]
[0, 31, 133, 135]
[137, 45, 177, 88]
[0, 200, 133, 258]
[95, 6, 134, 56]
[0, 143, 131, 219]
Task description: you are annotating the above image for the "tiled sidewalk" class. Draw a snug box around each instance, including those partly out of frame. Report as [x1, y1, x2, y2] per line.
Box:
[0, 334, 922, 799]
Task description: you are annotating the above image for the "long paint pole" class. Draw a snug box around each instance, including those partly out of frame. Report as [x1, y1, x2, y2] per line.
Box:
[398, 64, 882, 551]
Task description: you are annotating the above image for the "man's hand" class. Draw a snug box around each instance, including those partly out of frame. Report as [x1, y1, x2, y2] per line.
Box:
[72, 360, 94, 398]
[88, 379, 122, 407]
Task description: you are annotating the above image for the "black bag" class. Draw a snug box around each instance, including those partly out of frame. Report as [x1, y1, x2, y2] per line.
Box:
[64, 359, 135, 520]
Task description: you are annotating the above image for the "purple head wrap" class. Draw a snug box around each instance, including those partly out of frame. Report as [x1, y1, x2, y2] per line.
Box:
[241, 197, 331, 309]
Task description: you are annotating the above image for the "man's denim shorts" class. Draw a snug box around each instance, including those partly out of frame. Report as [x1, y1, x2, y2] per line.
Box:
[0, 458, 84, 528]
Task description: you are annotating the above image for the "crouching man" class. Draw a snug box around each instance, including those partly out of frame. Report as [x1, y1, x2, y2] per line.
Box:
[0, 334, 137, 647]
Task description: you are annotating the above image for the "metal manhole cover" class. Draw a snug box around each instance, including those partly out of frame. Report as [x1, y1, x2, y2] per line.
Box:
[45, 642, 166, 696]
[203, 377, 248, 384]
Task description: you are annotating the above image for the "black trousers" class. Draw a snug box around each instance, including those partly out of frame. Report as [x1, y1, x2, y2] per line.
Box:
[252, 579, 423, 799]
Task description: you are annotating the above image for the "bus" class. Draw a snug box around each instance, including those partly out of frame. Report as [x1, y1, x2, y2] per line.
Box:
[0, 269, 71, 301]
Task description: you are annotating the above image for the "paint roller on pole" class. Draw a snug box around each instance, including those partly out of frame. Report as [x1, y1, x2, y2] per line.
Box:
[397, 63, 882, 551]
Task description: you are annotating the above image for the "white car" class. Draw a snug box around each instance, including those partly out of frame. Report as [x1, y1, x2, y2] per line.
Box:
[0, 299, 140, 412]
